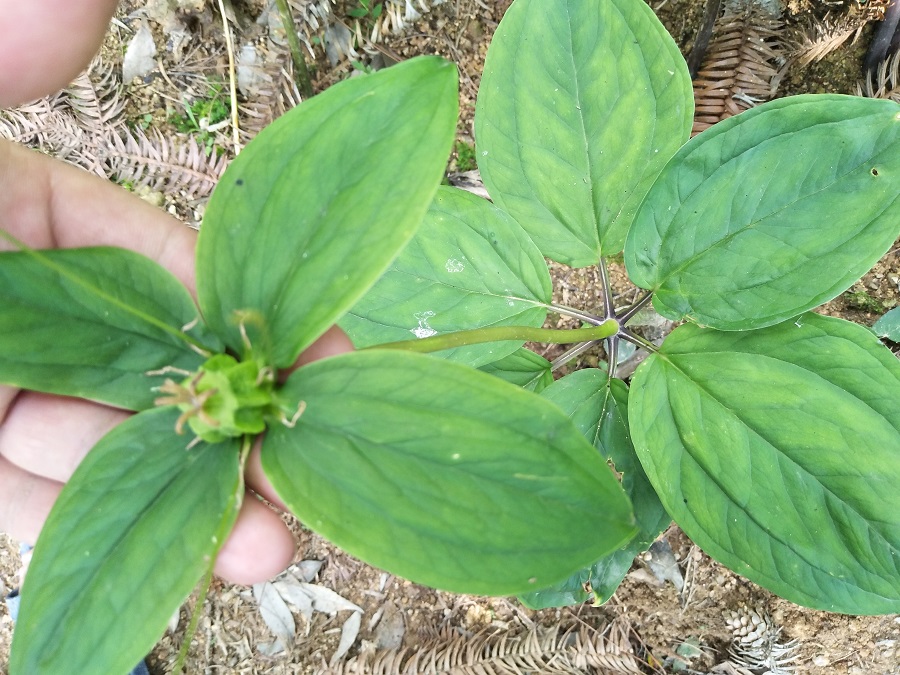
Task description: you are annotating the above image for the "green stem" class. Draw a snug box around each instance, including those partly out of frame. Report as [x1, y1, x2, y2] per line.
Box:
[172, 564, 214, 674]
[368, 319, 619, 354]
[275, 0, 314, 100]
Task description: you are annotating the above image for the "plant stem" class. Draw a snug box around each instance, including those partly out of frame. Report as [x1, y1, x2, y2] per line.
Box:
[216, 0, 242, 153]
[275, 0, 314, 99]
[172, 564, 215, 674]
[618, 290, 655, 325]
[368, 319, 619, 354]
[598, 257, 615, 319]
[550, 340, 602, 372]
[547, 302, 606, 326]
[619, 328, 659, 353]
[606, 335, 619, 379]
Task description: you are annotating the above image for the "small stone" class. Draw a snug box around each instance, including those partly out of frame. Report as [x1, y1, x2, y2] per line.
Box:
[813, 655, 829, 667]
[122, 21, 158, 83]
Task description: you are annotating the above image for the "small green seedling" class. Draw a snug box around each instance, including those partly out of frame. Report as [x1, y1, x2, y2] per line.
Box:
[454, 139, 477, 172]
[1, 56, 635, 674]
[344, 0, 900, 616]
[348, 0, 383, 22]
[169, 83, 229, 155]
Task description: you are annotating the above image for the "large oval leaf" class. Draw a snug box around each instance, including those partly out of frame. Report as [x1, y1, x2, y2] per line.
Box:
[10, 408, 242, 674]
[197, 56, 458, 366]
[341, 186, 551, 367]
[630, 314, 900, 614]
[522, 369, 669, 608]
[262, 350, 636, 596]
[0, 246, 220, 410]
[625, 95, 900, 330]
[475, 0, 693, 265]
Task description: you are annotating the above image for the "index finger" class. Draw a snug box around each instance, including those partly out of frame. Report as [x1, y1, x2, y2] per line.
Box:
[0, 140, 197, 293]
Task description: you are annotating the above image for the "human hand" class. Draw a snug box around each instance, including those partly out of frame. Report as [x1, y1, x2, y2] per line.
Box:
[0, 140, 355, 583]
[0, 2, 354, 585]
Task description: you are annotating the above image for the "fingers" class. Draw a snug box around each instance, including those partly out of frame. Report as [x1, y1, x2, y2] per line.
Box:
[213, 495, 295, 585]
[248, 324, 355, 503]
[279, 325, 355, 380]
[226, 325, 356, 583]
[0, 450, 297, 585]
[0, 392, 128, 482]
[294, 325, 355, 366]
[0, 0, 119, 107]
[0, 390, 127, 543]
[0, 455, 62, 544]
[0, 140, 198, 293]
[245, 443, 288, 511]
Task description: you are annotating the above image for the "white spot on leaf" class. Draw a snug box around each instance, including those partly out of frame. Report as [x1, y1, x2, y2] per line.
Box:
[445, 258, 465, 273]
[411, 311, 437, 338]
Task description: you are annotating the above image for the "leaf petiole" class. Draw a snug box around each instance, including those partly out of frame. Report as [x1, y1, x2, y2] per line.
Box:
[368, 319, 619, 354]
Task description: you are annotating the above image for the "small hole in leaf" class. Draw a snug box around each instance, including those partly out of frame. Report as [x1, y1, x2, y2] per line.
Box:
[871, 168, 879, 177]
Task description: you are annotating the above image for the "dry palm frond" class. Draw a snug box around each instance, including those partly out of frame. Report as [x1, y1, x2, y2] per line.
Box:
[103, 126, 229, 199]
[0, 104, 106, 175]
[64, 59, 126, 132]
[856, 47, 900, 100]
[290, 0, 337, 40]
[238, 46, 302, 141]
[320, 622, 644, 675]
[791, 12, 860, 65]
[790, 2, 887, 67]
[692, 7, 785, 134]
[1, 58, 230, 201]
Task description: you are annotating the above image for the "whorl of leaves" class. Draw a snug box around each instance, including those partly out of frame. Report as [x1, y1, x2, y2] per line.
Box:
[692, 7, 785, 135]
[319, 622, 645, 675]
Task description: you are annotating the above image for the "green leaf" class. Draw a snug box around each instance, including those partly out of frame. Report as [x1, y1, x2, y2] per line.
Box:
[197, 56, 458, 367]
[630, 314, 900, 614]
[475, 0, 692, 265]
[873, 306, 900, 341]
[479, 348, 553, 392]
[10, 408, 243, 674]
[0, 247, 220, 410]
[341, 187, 551, 367]
[262, 350, 636, 596]
[519, 568, 591, 609]
[625, 95, 900, 330]
[521, 369, 668, 608]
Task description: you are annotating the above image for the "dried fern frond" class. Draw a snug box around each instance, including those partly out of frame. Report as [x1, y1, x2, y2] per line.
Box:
[102, 126, 229, 199]
[2, 56, 231, 200]
[791, 12, 859, 65]
[64, 58, 126, 132]
[0, 105, 106, 175]
[857, 50, 900, 100]
[790, 1, 886, 67]
[320, 622, 644, 675]
[289, 0, 337, 38]
[237, 46, 301, 141]
[692, 7, 785, 134]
